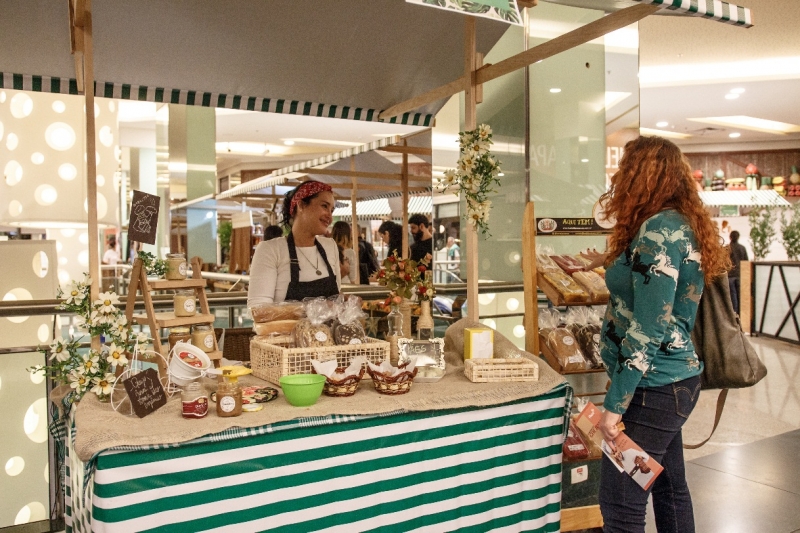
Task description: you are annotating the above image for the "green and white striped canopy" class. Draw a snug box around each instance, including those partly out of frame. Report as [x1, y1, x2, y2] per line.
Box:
[544, 0, 753, 27]
[0, 0, 510, 124]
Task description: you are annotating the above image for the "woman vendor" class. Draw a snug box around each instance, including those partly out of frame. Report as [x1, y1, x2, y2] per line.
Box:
[247, 181, 340, 307]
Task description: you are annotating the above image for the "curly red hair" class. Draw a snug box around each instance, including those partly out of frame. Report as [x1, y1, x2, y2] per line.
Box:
[599, 136, 729, 282]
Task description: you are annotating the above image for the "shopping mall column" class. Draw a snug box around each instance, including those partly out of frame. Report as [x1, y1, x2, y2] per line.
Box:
[169, 105, 217, 264]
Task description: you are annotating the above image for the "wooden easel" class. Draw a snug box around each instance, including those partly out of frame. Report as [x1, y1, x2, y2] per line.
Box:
[125, 256, 222, 368]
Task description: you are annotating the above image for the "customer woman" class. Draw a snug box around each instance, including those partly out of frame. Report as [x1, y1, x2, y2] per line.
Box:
[596, 136, 729, 533]
[331, 221, 357, 284]
[247, 181, 340, 307]
[377, 220, 404, 259]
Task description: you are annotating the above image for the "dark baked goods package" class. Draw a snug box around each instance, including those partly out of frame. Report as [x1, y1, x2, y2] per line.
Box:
[565, 307, 604, 370]
[550, 254, 586, 275]
[546, 327, 586, 372]
[563, 418, 591, 460]
[293, 297, 336, 348]
[333, 295, 367, 346]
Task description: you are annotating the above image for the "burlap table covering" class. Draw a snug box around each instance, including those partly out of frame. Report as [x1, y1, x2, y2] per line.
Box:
[73, 319, 566, 462]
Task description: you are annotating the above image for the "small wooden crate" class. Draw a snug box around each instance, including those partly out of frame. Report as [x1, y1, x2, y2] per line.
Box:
[250, 335, 389, 385]
[464, 358, 540, 383]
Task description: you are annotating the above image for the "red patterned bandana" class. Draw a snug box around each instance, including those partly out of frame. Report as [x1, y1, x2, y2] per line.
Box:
[289, 181, 333, 217]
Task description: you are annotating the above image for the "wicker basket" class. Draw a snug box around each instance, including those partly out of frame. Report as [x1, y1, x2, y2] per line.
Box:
[214, 328, 255, 362]
[313, 367, 365, 397]
[464, 358, 540, 383]
[366, 364, 418, 395]
[250, 336, 389, 385]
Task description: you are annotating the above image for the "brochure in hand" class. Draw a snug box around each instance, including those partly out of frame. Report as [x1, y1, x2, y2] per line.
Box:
[574, 402, 664, 491]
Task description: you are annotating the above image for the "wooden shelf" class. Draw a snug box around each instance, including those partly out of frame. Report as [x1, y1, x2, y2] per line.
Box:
[537, 272, 607, 307]
[539, 334, 607, 375]
[133, 312, 215, 328]
[561, 505, 603, 531]
[146, 278, 207, 290]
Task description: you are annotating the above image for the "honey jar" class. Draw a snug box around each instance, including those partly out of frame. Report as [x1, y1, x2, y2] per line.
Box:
[168, 327, 191, 351]
[191, 324, 215, 353]
[173, 290, 196, 317]
[216, 370, 242, 418]
[166, 253, 188, 280]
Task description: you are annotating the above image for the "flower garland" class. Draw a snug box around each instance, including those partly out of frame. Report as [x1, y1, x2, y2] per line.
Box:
[439, 124, 502, 236]
[30, 274, 148, 402]
[377, 252, 435, 302]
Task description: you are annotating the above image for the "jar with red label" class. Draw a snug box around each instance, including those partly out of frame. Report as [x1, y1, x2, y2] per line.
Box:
[181, 382, 208, 419]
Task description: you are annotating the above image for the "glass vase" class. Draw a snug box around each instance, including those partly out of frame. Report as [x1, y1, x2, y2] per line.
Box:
[386, 304, 403, 366]
[417, 300, 434, 340]
[400, 298, 412, 339]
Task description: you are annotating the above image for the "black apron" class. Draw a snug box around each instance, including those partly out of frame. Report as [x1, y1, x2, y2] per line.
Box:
[284, 233, 339, 301]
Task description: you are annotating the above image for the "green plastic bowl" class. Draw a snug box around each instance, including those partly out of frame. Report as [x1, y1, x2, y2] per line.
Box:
[279, 374, 326, 407]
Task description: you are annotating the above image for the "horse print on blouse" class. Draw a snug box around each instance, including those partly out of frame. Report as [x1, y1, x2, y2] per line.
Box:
[683, 242, 702, 267]
[650, 252, 680, 281]
[631, 251, 653, 284]
[681, 283, 702, 305]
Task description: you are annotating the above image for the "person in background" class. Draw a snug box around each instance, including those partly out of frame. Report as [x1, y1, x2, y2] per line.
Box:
[728, 230, 748, 315]
[332, 221, 357, 284]
[102, 236, 120, 265]
[596, 136, 730, 533]
[409, 213, 434, 263]
[357, 230, 379, 285]
[719, 219, 731, 245]
[337, 244, 351, 283]
[247, 180, 340, 307]
[446, 236, 460, 272]
[263, 225, 283, 241]
[378, 220, 404, 259]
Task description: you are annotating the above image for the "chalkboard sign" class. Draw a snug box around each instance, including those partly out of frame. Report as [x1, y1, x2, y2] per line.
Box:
[398, 338, 445, 370]
[123, 368, 167, 418]
[128, 190, 160, 245]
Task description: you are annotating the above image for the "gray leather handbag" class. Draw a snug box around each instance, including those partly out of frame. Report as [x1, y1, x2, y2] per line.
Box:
[685, 272, 767, 449]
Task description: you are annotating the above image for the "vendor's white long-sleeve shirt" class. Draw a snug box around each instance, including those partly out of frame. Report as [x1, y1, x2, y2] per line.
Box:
[247, 236, 341, 307]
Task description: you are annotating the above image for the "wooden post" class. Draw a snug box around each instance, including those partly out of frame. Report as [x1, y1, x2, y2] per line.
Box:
[741, 260, 752, 334]
[401, 140, 409, 259]
[350, 156, 360, 283]
[522, 202, 539, 355]
[82, 0, 101, 350]
[464, 16, 479, 323]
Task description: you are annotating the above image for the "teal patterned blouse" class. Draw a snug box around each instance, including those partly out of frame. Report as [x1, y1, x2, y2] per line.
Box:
[600, 210, 705, 414]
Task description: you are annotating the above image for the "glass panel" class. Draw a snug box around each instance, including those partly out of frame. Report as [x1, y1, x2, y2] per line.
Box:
[529, 3, 609, 255]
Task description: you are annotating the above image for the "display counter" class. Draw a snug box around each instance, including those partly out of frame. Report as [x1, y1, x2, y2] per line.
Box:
[62, 367, 570, 532]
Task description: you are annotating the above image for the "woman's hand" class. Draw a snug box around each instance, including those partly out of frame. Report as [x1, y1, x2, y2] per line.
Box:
[582, 249, 608, 270]
[599, 409, 623, 451]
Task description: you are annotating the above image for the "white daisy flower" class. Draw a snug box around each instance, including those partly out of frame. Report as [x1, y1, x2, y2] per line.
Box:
[91, 373, 116, 397]
[69, 370, 89, 391]
[49, 338, 71, 362]
[105, 343, 128, 366]
[80, 352, 100, 375]
[94, 292, 120, 314]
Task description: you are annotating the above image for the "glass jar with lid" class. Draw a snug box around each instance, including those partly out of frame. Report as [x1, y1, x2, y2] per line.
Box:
[191, 324, 215, 353]
[168, 326, 191, 351]
[181, 382, 208, 419]
[173, 290, 196, 317]
[166, 253, 188, 280]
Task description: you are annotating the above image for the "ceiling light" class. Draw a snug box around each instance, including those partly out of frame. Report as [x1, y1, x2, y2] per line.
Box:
[639, 127, 692, 139]
[283, 140, 295, 146]
[656, 121, 669, 128]
[581, 159, 589, 163]
[730, 88, 746, 94]
[687, 116, 800, 135]
[729, 132, 741, 138]
[498, 172, 505, 177]
[549, 88, 562, 94]
[639, 56, 800, 87]
[214, 142, 271, 155]
[725, 93, 739, 100]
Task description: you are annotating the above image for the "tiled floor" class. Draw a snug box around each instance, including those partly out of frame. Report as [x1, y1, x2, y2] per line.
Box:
[642, 335, 800, 533]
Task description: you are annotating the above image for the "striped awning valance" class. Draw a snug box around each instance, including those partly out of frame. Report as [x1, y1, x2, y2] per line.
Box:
[699, 190, 790, 207]
[0, 73, 435, 127]
[333, 198, 393, 220]
[216, 136, 402, 200]
[637, 0, 753, 27]
[408, 195, 433, 214]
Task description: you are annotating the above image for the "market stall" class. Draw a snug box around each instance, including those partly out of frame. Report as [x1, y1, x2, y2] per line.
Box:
[62, 362, 570, 532]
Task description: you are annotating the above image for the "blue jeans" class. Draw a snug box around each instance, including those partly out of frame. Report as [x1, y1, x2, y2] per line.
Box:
[729, 276, 741, 315]
[600, 375, 702, 533]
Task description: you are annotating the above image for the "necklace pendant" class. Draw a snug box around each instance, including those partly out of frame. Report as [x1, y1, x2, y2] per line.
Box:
[316, 269, 322, 275]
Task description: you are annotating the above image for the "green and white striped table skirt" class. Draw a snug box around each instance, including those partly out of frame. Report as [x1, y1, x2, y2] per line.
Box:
[66, 389, 567, 532]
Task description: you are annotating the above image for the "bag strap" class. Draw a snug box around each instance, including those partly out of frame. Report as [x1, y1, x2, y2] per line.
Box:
[683, 389, 729, 449]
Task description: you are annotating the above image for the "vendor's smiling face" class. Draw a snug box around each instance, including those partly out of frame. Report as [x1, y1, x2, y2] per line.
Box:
[296, 191, 335, 235]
